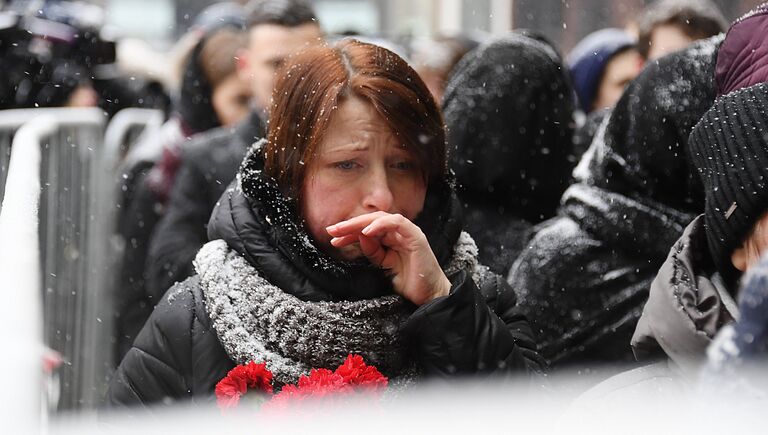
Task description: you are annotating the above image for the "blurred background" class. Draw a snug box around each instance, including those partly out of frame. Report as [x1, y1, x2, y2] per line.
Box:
[90, 0, 762, 50]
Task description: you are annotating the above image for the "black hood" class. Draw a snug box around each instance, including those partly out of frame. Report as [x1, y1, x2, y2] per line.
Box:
[207, 141, 464, 302]
[177, 32, 223, 134]
[443, 33, 575, 224]
[575, 35, 724, 214]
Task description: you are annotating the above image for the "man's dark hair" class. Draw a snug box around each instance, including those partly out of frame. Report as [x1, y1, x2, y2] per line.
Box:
[244, 0, 317, 28]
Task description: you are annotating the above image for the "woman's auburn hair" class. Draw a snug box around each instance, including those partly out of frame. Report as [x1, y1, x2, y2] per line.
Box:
[263, 38, 447, 199]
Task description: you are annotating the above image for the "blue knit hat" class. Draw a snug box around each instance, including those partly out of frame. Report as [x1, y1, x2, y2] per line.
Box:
[568, 28, 636, 113]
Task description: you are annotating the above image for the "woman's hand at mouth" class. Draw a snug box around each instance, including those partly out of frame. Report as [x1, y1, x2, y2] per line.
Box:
[327, 211, 451, 305]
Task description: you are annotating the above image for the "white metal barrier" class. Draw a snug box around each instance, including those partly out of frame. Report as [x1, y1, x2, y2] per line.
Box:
[103, 108, 164, 164]
[0, 107, 164, 416]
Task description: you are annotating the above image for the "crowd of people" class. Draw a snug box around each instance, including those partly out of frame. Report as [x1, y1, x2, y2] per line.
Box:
[3, 0, 768, 412]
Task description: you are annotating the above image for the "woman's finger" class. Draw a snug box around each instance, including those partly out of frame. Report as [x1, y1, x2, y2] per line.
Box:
[329, 234, 359, 248]
[358, 234, 387, 266]
[326, 211, 389, 237]
[362, 214, 422, 246]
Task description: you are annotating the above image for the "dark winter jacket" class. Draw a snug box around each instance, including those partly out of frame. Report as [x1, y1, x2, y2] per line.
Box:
[114, 159, 157, 361]
[560, 215, 738, 405]
[115, 114, 216, 361]
[145, 110, 265, 302]
[107, 150, 543, 409]
[572, 107, 610, 161]
[442, 33, 575, 274]
[508, 35, 723, 367]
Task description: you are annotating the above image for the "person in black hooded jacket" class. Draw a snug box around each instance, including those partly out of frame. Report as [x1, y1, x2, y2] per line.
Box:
[106, 39, 542, 410]
[442, 33, 575, 275]
[507, 34, 724, 369]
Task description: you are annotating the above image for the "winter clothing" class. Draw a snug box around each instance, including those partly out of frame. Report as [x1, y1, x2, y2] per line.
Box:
[572, 107, 610, 161]
[686, 6, 768, 282]
[631, 215, 737, 369]
[106, 143, 543, 408]
[113, 24, 244, 359]
[114, 159, 156, 361]
[703, 250, 768, 396]
[508, 35, 723, 367]
[145, 110, 265, 303]
[442, 33, 575, 274]
[563, 215, 737, 402]
[714, 4, 768, 97]
[191, 2, 246, 33]
[114, 117, 194, 361]
[568, 28, 636, 113]
[176, 32, 224, 134]
[688, 82, 768, 281]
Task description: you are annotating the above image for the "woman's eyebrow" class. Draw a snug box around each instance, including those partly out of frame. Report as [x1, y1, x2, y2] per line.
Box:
[323, 143, 370, 154]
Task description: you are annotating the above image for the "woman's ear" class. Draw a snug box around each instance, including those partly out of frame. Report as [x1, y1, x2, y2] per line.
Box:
[732, 246, 748, 272]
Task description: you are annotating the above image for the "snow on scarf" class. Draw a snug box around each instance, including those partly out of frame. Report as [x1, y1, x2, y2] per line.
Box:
[195, 231, 484, 387]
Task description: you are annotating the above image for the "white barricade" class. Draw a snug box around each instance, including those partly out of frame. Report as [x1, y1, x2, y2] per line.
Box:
[0, 107, 163, 417]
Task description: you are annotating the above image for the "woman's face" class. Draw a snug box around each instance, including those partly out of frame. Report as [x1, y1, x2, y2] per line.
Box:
[211, 74, 252, 126]
[301, 96, 428, 260]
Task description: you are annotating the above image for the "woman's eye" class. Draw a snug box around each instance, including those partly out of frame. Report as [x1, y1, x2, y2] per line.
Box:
[334, 161, 357, 170]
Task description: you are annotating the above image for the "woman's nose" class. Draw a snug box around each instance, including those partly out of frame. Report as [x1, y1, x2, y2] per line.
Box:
[362, 168, 394, 212]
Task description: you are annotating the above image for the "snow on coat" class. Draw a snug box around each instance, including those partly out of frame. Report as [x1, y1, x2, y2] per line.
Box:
[508, 35, 723, 367]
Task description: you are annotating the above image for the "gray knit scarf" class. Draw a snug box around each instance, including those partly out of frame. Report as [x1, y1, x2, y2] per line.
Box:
[195, 231, 484, 386]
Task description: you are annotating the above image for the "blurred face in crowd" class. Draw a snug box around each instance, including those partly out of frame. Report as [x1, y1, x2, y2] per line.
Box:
[65, 84, 99, 108]
[211, 73, 252, 126]
[647, 23, 694, 61]
[301, 96, 428, 260]
[240, 23, 323, 113]
[732, 213, 768, 273]
[592, 48, 643, 111]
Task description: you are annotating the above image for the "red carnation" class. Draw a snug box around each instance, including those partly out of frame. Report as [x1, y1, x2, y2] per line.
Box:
[215, 362, 273, 410]
[262, 384, 301, 412]
[241, 361, 274, 393]
[335, 354, 388, 391]
[297, 368, 351, 397]
[215, 373, 247, 409]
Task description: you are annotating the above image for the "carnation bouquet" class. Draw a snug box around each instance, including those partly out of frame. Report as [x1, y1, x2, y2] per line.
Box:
[215, 354, 388, 413]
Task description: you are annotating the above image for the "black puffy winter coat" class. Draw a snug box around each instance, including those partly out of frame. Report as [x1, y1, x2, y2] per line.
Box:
[508, 35, 723, 368]
[145, 110, 265, 301]
[107, 148, 543, 409]
[442, 34, 575, 274]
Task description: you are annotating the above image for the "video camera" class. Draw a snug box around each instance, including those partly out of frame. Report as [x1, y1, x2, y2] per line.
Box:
[0, 1, 117, 109]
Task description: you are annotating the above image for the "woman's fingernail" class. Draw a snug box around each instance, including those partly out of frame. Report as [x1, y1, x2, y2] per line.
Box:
[361, 225, 372, 235]
[326, 224, 337, 233]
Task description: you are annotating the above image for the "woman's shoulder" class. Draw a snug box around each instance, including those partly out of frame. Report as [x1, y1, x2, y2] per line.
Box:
[133, 275, 211, 353]
[107, 274, 231, 407]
